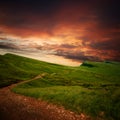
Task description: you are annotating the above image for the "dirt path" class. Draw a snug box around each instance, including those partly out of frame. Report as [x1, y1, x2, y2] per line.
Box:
[0, 74, 91, 120]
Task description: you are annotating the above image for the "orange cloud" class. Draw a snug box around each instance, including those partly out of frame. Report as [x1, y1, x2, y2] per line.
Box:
[0, 0, 120, 61]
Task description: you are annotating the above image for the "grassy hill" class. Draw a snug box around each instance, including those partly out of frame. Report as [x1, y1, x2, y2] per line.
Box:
[0, 53, 66, 87]
[0, 53, 120, 120]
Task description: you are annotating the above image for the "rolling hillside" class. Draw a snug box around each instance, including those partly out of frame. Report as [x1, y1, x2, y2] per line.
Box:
[0, 53, 67, 87]
[0, 53, 120, 120]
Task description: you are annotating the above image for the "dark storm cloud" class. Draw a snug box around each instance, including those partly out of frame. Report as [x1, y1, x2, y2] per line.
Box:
[0, 0, 119, 34]
[55, 50, 100, 61]
[0, 0, 120, 61]
[0, 0, 118, 28]
[0, 0, 61, 28]
[0, 43, 18, 50]
[93, 0, 120, 29]
[90, 39, 120, 51]
[59, 44, 77, 49]
[0, 0, 61, 15]
[38, 43, 101, 61]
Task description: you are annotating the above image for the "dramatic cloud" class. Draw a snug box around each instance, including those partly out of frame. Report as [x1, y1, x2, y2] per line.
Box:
[0, 0, 120, 62]
[0, 44, 17, 50]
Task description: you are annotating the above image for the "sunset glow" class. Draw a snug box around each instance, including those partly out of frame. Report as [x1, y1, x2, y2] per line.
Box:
[0, 0, 120, 65]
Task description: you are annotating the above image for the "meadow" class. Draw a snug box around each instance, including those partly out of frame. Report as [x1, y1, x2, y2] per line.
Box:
[0, 53, 120, 120]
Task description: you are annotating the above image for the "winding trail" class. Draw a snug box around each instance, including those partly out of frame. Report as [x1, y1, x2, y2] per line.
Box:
[0, 73, 91, 120]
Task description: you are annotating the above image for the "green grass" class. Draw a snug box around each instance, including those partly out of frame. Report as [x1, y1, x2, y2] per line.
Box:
[0, 53, 120, 120]
[0, 53, 66, 87]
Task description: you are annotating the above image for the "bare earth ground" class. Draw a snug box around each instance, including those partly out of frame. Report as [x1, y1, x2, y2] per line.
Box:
[0, 74, 91, 120]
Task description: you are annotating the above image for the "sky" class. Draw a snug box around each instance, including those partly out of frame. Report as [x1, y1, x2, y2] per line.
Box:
[0, 0, 120, 64]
